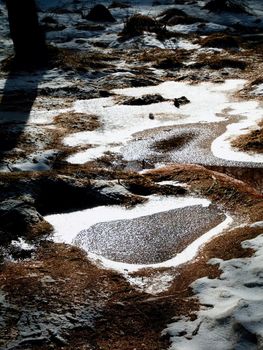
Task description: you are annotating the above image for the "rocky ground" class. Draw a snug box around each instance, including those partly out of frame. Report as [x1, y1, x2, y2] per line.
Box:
[0, 0, 263, 349]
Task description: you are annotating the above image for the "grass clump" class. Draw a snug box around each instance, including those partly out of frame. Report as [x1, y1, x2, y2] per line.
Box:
[231, 122, 263, 153]
[119, 13, 174, 41]
[158, 8, 204, 25]
[200, 33, 239, 49]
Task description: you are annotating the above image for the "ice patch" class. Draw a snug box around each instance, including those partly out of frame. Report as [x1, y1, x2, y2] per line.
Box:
[45, 195, 211, 244]
[86, 215, 232, 273]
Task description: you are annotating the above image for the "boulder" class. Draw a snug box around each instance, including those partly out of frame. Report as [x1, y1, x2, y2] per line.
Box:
[0, 199, 45, 244]
[203, 0, 250, 14]
[85, 4, 116, 22]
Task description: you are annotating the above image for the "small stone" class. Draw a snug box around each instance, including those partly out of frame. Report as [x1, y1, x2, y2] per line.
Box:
[149, 113, 155, 120]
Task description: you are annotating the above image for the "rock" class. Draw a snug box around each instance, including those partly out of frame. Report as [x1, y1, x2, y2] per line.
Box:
[149, 113, 155, 120]
[85, 4, 116, 22]
[154, 58, 182, 70]
[203, 0, 250, 14]
[123, 94, 166, 105]
[109, 1, 130, 9]
[174, 96, 190, 108]
[119, 14, 159, 39]
[0, 199, 45, 243]
[158, 8, 204, 25]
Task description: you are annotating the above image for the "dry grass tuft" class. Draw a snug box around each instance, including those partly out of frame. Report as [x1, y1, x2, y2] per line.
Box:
[54, 112, 101, 133]
[119, 14, 175, 41]
[200, 33, 239, 49]
[231, 121, 263, 153]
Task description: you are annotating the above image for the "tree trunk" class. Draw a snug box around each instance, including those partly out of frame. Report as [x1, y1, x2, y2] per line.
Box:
[6, 0, 47, 66]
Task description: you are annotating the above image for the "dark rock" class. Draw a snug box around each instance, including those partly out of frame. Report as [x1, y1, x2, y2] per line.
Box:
[99, 90, 113, 97]
[149, 113, 155, 120]
[0, 199, 44, 244]
[152, 1, 162, 6]
[41, 16, 57, 24]
[158, 8, 187, 21]
[174, 96, 190, 108]
[109, 1, 130, 9]
[158, 8, 204, 26]
[203, 0, 250, 14]
[85, 4, 116, 23]
[75, 22, 105, 31]
[119, 14, 160, 39]
[123, 94, 166, 106]
[154, 58, 183, 70]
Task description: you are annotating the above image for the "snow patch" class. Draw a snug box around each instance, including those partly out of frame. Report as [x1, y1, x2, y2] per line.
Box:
[127, 273, 175, 295]
[165, 230, 263, 350]
[65, 79, 248, 163]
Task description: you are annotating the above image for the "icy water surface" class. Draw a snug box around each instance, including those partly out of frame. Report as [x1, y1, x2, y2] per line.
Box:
[74, 204, 225, 264]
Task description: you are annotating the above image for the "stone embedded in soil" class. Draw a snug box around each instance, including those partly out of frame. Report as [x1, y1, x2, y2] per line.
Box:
[122, 93, 167, 106]
[85, 4, 116, 23]
[74, 204, 225, 264]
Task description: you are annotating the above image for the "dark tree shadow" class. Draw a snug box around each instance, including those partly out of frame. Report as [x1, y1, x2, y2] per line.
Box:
[0, 66, 45, 167]
[0, 0, 47, 168]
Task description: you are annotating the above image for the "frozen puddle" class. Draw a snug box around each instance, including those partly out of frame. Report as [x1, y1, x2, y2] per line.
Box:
[45, 196, 232, 272]
[63, 79, 263, 165]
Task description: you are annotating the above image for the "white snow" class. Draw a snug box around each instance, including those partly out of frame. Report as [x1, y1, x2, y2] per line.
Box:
[157, 180, 189, 188]
[127, 273, 175, 295]
[65, 79, 255, 163]
[253, 83, 263, 96]
[10, 238, 35, 251]
[165, 228, 263, 350]
[212, 102, 263, 163]
[64, 79, 263, 165]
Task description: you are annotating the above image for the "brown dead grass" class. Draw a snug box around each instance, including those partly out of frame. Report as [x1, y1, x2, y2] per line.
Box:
[145, 164, 263, 221]
[137, 47, 187, 65]
[48, 46, 116, 71]
[193, 57, 247, 70]
[231, 121, 263, 153]
[54, 112, 101, 133]
[199, 33, 239, 49]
